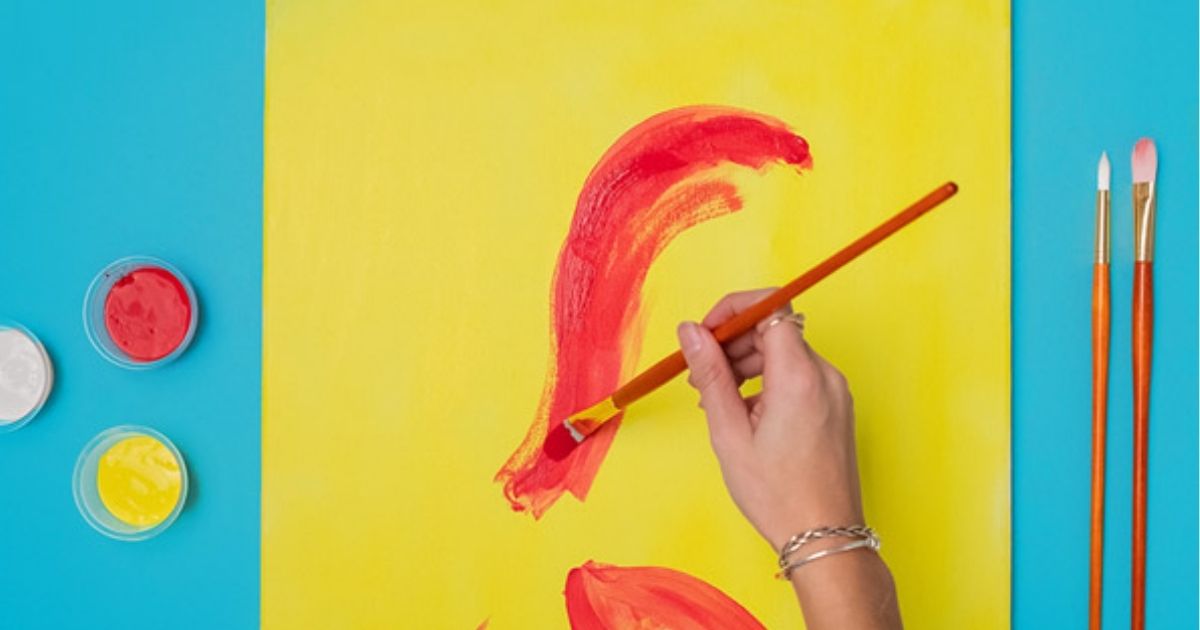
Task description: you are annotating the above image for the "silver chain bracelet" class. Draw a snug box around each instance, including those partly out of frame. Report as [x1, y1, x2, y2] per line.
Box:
[775, 525, 881, 580]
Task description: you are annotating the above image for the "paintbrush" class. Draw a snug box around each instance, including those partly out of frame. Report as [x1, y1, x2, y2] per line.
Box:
[543, 181, 960, 461]
[1130, 137, 1157, 630]
[1088, 151, 1111, 630]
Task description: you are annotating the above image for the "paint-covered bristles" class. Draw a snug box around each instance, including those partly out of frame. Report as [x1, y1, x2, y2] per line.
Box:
[543, 422, 580, 461]
[1132, 138, 1157, 184]
[1097, 152, 1110, 191]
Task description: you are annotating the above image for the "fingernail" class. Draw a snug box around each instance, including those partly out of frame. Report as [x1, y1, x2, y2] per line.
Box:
[677, 321, 702, 352]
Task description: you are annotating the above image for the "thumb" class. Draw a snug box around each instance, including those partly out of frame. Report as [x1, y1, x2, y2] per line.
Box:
[677, 322, 752, 457]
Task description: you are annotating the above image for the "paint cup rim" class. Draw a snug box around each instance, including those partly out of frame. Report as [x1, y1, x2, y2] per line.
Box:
[82, 256, 199, 370]
[72, 425, 189, 542]
[0, 320, 54, 433]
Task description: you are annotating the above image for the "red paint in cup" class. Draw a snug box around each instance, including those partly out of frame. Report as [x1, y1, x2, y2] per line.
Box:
[84, 257, 199, 369]
[103, 267, 193, 362]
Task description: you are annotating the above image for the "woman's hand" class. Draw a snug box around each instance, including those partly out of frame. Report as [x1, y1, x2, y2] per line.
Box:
[677, 288, 901, 630]
[675, 288, 863, 549]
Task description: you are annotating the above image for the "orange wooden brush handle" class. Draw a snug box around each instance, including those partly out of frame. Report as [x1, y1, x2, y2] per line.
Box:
[1131, 261, 1152, 630]
[1088, 262, 1110, 630]
[610, 181, 958, 409]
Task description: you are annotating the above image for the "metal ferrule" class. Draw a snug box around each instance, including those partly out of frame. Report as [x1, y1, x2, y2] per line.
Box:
[1095, 190, 1110, 263]
[563, 420, 585, 443]
[1133, 182, 1156, 261]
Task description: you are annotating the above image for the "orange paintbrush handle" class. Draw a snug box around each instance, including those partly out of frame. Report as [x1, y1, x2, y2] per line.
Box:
[1088, 262, 1110, 630]
[1131, 261, 1152, 630]
[610, 181, 958, 409]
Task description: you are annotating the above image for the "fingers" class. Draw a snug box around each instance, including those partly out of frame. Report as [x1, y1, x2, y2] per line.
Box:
[702, 288, 790, 362]
[700, 288, 783, 329]
[677, 322, 753, 460]
[759, 311, 823, 403]
[732, 353, 764, 383]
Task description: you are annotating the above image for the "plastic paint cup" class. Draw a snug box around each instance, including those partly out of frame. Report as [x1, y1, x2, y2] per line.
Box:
[83, 256, 198, 369]
[73, 425, 188, 541]
[0, 321, 54, 433]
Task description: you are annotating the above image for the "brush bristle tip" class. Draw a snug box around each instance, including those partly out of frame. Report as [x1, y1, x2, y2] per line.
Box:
[1098, 151, 1111, 190]
[542, 423, 580, 461]
[1132, 138, 1157, 183]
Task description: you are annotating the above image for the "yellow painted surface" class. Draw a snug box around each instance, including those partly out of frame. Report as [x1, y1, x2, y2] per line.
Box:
[264, 2, 1010, 628]
[97, 436, 182, 528]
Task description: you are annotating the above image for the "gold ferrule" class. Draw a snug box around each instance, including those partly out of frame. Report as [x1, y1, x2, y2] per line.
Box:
[1133, 181, 1156, 261]
[564, 397, 621, 438]
[1095, 190, 1110, 263]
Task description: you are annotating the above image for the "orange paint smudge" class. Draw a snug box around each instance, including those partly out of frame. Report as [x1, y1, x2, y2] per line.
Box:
[564, 560, 766, 630]
[495, 106, 812, 517]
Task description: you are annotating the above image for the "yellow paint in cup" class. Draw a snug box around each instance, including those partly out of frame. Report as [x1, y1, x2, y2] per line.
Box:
[74, 426, 188, 540]
[96, 435, 183, 528]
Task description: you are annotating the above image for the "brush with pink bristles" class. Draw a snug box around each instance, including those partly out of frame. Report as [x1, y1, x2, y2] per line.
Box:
[1130, 137, 1157, 630]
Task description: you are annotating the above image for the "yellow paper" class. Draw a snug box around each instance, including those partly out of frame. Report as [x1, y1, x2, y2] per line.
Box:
[264, 2, 1009, 627]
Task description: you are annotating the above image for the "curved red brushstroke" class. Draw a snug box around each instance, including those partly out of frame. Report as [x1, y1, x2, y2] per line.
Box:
[565, 560, 766, 630]
[495, 106, 812, 517]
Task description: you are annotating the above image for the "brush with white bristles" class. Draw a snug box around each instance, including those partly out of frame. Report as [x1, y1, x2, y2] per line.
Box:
[1087, 151, 1111, 630]
[1130, 137, 1157, 630]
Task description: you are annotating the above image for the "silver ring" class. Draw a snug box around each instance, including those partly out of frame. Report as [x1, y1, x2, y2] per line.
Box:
[766, 312, 805, 331]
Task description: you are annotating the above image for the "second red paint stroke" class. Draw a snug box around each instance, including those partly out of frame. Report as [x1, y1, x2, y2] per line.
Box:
[495, 106, 812, 517]
[565, 561, 766, 630]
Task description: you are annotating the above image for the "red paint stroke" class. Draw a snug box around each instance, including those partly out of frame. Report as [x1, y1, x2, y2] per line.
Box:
[565, 560, 766, 630]
[494, 106, 811, 518]
[104, 266, 192, 362]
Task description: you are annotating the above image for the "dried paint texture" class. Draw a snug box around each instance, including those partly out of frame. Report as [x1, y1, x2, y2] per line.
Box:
[565, 561, 766, 630]
[496, 106, 811, 517]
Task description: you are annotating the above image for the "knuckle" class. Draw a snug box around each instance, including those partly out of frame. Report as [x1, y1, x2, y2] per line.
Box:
[821, 367, 855, 409]
[794, 375, 820, 400]
[825, 366, 849, 391]
[780, 366, 820, 398]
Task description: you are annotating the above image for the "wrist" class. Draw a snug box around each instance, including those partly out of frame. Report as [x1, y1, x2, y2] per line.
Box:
[787, 540, 889, 595]
[786, 543, 897, 628]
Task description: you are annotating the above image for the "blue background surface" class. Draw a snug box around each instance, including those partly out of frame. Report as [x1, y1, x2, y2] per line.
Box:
[0, 1, 262, 628]
[1013, 0, 1198, 627]
[1, 1, 1196, 628]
